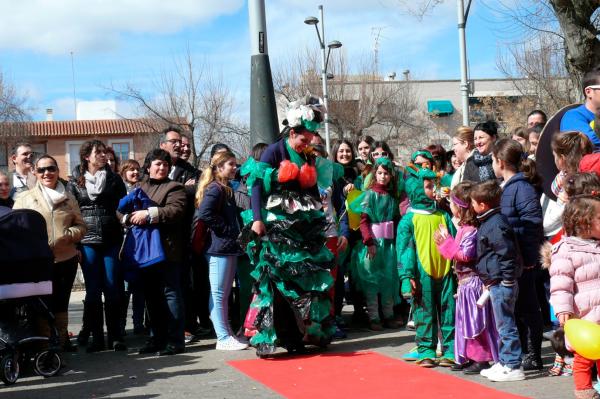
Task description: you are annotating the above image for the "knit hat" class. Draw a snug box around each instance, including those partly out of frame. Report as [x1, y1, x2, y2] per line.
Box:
[579, 153, 600, 176]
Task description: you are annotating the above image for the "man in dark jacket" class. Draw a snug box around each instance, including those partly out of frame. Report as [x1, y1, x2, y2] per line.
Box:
[159, 126, 208, 341]
[471, 180, 525, 382]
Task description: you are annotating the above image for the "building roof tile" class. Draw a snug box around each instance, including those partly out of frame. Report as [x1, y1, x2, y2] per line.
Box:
[0, 118, 189, 138]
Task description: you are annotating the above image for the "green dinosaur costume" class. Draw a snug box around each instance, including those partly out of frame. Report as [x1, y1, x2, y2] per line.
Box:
[348, 157, 400, 322]
[396, 165, 456, 362]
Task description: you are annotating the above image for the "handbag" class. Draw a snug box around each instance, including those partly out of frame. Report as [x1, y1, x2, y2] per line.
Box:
[190, 183, 224, 255]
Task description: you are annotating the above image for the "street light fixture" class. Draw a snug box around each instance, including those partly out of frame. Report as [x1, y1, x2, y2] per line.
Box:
[304, 5, 342, 155]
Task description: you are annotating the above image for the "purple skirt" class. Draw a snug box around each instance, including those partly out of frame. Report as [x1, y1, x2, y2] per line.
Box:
[454, 275, 499, 364]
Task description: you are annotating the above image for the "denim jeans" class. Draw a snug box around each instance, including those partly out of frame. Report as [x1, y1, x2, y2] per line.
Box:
[489, 283, 522, 369]
[81, 245, 123, 306]
[141, 261, 185, 348]
[207, 255, 237, 341]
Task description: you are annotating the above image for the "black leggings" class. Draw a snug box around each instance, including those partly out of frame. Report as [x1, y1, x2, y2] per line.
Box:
[51, 256, 78, 313]
[515, 268, 544, 357]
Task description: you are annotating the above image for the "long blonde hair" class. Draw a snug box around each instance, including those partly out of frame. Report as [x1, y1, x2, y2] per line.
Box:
[195, 151, 236, 207]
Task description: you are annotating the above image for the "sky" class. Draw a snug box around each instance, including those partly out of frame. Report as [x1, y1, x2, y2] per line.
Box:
[0, 0, 514, 121]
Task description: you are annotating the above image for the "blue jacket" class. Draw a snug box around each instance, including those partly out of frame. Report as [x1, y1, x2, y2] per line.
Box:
[196, 182, 243, 256]
[560, 104, 599, 148]
[500, 173, 543, 267]
[117, 188, 166, 268]
[475, 208, 523, 285]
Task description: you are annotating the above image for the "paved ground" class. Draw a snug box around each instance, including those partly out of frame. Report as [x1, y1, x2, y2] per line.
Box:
[2, 291, 576, 398]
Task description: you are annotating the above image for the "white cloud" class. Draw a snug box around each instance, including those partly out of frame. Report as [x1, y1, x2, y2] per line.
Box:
[0, 0, 244, 54]
[263, 0, 457, 76]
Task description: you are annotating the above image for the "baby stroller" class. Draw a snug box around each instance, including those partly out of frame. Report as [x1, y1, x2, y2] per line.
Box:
[0, 208, 62, 385]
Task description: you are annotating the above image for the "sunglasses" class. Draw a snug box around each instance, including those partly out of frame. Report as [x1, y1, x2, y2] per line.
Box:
[36, 165, 57, 174]
[372, 151, 389, 157]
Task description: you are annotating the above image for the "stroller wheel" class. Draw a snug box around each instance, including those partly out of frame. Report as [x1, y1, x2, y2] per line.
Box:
[33, 351, 61, 377]
[0, 354, 19, 385]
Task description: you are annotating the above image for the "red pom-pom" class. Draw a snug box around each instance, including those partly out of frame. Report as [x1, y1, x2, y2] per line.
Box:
[299, 164, 317, 189]
[278, 160, 299, 183]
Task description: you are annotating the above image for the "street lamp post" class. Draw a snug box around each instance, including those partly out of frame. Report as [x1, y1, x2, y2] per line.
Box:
[457, 0, 473, 126]
[305, 5, 342, 156]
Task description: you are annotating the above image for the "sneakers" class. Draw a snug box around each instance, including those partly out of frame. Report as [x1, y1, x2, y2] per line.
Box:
[417, 358, 437, 368]
[487, 365, 526, 382]
[480, 362, 504, 378]
[549, 354, 565, 376]
[521, 354, 543, 371]
[464, 361, 491, 375]
[333, 325, 347, 339]
[401, 347, 419, 361]
[369, 321, 384, 331]
[406, 320, 415, 331]
[215, 336, 249, 351]
[438, 357, 455, 367]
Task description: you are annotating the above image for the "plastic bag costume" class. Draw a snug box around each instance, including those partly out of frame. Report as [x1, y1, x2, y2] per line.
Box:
[240, 96, 336, 356]
[396, 164, 457, 363]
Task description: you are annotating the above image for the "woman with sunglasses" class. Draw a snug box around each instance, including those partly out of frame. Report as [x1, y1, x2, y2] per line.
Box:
[14, 155, 87, 352]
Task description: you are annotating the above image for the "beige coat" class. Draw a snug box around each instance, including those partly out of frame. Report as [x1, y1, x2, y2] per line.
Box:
[14, 182, 87, 262]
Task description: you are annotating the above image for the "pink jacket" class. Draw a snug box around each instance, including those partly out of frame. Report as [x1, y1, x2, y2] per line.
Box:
[549, 236, 600, 323]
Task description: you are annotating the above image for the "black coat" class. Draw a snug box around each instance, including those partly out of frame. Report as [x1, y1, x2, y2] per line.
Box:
[66, 167, 127, 246]
[475, 208, 523, 285]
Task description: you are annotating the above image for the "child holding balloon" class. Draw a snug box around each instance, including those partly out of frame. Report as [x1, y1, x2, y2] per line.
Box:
[550, 194, 600, 399]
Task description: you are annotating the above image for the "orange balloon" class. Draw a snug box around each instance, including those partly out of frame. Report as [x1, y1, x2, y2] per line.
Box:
[564, 319, 600, 360]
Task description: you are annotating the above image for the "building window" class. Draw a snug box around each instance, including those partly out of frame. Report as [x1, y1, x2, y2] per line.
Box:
[0, 144, 7, 166]
[65, 140, 85, 176]
[108, 139, 133, 163]
[31, 143, 47, 160]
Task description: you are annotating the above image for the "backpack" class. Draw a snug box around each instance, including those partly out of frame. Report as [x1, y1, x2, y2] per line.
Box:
[190, 183, 224, 255]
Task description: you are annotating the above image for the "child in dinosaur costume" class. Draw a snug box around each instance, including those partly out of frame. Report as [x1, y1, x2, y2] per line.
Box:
[397, 161, 456, 367]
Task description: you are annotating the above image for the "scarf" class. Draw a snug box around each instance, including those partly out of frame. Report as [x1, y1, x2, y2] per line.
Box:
[472, 150, 494, 182]
[285, 139, 307, 167]
[40, 181, 68, 210]
[85, 170, 107, 201]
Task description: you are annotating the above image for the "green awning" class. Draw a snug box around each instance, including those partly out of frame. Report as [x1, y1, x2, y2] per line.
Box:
[427, 100, 454, 115]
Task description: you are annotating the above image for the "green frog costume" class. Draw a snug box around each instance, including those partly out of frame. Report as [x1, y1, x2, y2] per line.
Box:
[348, 157, 400, 324]
[396, 164, 456, 364]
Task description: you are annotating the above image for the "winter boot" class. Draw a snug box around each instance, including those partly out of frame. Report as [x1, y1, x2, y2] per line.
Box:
[86, 301, 105, 353]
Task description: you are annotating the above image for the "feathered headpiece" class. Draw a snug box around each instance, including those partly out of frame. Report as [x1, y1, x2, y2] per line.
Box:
[283, 95, 326, 133]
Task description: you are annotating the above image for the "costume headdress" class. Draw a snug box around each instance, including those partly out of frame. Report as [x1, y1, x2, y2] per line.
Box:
[284, 95, 326, 133]
[410, 150, 434, 163]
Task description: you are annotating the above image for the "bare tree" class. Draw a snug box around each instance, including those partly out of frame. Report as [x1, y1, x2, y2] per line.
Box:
[272, 49, 422, 147]
[0, 71, 29, 124]
[109, 48, 249, 166]
[396, 0, 600, 94]
[497, 33, 575, 117]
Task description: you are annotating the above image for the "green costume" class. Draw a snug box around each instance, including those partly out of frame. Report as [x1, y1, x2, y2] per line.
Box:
[396, 166, 456, 362]
[349, 158, 400, 322]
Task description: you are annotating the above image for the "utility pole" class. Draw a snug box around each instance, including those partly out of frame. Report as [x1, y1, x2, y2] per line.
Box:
[248, 0, 279, 145]
[457, 0, 472, 126]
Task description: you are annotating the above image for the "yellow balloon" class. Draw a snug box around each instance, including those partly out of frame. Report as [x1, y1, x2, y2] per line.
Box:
[564, 319, 600, 360]
[346, 189, 362, 231]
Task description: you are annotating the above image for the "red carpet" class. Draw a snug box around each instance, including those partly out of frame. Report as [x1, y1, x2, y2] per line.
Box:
[229, 351, 529, 399]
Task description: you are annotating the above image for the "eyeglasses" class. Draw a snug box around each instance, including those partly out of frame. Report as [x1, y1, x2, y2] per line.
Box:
[372, 151, 388, 157]
[36, 165, 57, 174]
[166, 139, 182, 145]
